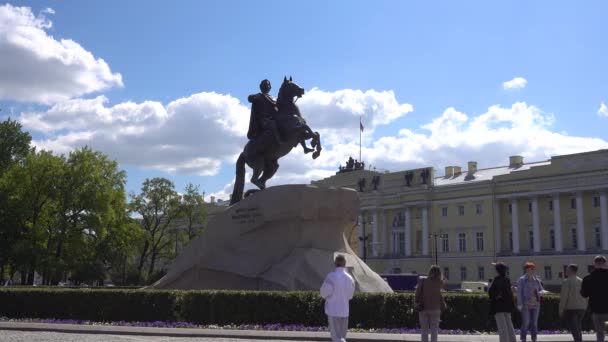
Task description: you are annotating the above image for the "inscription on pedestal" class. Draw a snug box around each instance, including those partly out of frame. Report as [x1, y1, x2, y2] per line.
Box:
[232, 207, 262, 224]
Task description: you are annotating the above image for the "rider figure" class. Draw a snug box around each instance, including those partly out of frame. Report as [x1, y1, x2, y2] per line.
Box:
[247, 79, 283, 146]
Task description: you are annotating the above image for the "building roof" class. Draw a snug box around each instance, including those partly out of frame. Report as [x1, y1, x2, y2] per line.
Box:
[433, 160, 551, 187]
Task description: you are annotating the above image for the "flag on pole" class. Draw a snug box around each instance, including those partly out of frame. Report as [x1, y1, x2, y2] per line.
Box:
[360, 120, 364, 132]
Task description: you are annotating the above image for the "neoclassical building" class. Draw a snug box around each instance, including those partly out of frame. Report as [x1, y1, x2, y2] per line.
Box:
[312, 149, 608, 287]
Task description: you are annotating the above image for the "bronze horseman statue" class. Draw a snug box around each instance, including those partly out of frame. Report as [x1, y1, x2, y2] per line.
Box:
[230, 77, 322, 205]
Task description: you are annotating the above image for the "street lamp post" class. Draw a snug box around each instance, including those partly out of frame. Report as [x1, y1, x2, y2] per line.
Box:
[358, 218, 373, 262]
[429, 233, 448, 265]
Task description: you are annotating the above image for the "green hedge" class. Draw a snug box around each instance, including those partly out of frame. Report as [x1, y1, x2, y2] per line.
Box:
[0, 289, 590, 331]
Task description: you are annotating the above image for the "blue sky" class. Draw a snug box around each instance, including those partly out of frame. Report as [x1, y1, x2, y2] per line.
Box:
[1, 1, 607, 199]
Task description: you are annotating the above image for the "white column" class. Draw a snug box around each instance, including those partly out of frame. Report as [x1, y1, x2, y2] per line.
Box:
[493, 200, 501, 254]
[357, 214, 364, 257]
[576, 192, 586, 251]
[372, 211, 379, 257]
[532, 197, 541, 253]
[422, 206, 429, 255]
[404, 207, 412, 256]
[511, 199, 520, 254]
[553, 194, 563, 252]
[601, 191, 608, 251]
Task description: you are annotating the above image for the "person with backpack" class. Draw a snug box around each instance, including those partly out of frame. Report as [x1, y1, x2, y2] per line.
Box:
[489, 262, 516, 342]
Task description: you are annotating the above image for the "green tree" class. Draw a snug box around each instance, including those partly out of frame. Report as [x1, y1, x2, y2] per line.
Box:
[0, 117, 32, 174]
[1, 149, 63, 284]
[130, 177, 181, 283]
[47, 147, 128, 284]
[180, 183, 207, 242]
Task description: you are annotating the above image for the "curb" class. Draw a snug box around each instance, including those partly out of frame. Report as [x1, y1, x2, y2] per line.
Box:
[0, 322, 598, 341]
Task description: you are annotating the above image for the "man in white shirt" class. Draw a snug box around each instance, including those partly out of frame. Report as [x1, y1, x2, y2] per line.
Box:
[320, 254, 356, 342]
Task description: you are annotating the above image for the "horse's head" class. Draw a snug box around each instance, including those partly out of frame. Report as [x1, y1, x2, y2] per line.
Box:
[278, 76, 305, 102]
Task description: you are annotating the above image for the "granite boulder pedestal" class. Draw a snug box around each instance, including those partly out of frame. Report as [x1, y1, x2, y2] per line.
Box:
[152, 184, 392, 293]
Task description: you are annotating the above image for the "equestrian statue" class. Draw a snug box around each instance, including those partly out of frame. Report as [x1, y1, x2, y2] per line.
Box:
[230, 77, 322, 205]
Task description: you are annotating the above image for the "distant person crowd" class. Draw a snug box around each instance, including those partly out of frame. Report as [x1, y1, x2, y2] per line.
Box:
[320, 254, 608, 342]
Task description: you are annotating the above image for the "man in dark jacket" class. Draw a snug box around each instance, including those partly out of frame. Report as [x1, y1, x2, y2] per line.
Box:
[581, 255, 608, 342]
[489, 262, 516, 342]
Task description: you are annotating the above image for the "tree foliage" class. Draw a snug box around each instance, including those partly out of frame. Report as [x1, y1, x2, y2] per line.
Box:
[0, 118, 208, 285]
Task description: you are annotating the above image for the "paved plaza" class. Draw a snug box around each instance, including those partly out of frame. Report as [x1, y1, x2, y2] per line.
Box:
[0, 322, 601, 342]
[0, 331, 305, 342]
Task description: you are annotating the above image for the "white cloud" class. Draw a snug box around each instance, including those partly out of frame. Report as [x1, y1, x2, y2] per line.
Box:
[17, 85, 607, 202]
[599, 102, 608, 117]
[0, 4, 123, 104]
[210, 101, 608, 200]
[503, 77, 527, 90]
[21, 87, 412, 178]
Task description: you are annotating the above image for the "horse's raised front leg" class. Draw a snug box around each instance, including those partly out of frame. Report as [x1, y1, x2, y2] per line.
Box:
[300, 141, 314, 154]
[312, 132, 322, 159]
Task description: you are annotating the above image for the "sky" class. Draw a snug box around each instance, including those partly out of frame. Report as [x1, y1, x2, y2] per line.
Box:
[1, 1, 607, 200]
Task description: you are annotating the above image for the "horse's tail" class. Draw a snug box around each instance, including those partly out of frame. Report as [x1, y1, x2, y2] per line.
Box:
[230, 152, 247, 205]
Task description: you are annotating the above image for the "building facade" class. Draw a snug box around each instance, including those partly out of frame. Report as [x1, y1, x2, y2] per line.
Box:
[312, 149, 608, 288]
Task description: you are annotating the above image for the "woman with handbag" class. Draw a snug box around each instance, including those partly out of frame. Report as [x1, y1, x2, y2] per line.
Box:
[415, 265, 445, 342]
[488, 262, 516, 342]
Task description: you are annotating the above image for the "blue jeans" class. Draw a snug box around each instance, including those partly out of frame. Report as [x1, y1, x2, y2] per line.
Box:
[520, 306, 540, 342]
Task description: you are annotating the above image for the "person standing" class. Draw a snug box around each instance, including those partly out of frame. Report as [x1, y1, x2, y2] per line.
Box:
[489, 262, 516, 342]
[581, 255, 608, 342]
[320, 254, 355, 342]
[559, 264, 587, 342]
[415, 265, 445, 342]
[517, 262, 544, 342]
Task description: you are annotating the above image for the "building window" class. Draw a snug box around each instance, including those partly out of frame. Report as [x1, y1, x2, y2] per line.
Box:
[416, 231, 422, 253]
[460, 266, 467, 281]
[544, 266, 552, 280]
[594, 196, 601, 208]
[459, 233, 466, 252]
[508, 203, 512, 214]
[550, 229, 555, 249]
[571, 198, 576, 209]
[595, 227, 602, 249]
[476, 232, 484, 251]
[392, 213, 405, 227]
[475, 203, 483, 215]
[441, 207, 448, 217]
[443, 267, 450, 280]
[442, 234, 449, 253]
[478, 266, 485, 281]
[394, 232, 405, 255]
[549, 200, 553, 211]
[571, 228, 577, 249]
[508, 232, 513, 250]
[529, 231, 534, 250]
[458, 205, 465, 216]
[528, 202, 532, 212]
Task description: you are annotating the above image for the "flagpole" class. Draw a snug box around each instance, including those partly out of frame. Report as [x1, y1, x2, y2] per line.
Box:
[359, 115, 362, 164]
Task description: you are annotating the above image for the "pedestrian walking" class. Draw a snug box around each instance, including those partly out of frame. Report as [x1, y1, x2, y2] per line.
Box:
[415, 265, 446, 342]
[489, 262, 516, 342]
[559, 264, 587, 342]
[517, 262, 544, 342]
[320, 254, 355, 342]
[581, 255, 608, 342]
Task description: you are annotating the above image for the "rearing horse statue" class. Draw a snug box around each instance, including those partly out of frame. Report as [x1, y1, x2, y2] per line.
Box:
[230, 77, 322, 205]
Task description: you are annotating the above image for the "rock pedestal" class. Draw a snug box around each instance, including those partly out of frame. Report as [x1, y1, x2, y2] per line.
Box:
[152, 184, 392, 293]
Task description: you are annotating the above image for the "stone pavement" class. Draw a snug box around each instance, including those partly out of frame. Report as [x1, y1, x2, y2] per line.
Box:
[0, 322, 599, 341]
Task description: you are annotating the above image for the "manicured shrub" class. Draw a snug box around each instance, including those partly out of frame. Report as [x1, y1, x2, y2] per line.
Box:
[0, 288, 590, 331]
[0, 288, 179, 322]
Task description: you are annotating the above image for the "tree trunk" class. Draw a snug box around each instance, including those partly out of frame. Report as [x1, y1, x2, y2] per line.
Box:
[137, 240, 149, 273]
[148, 250, 157, 277]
